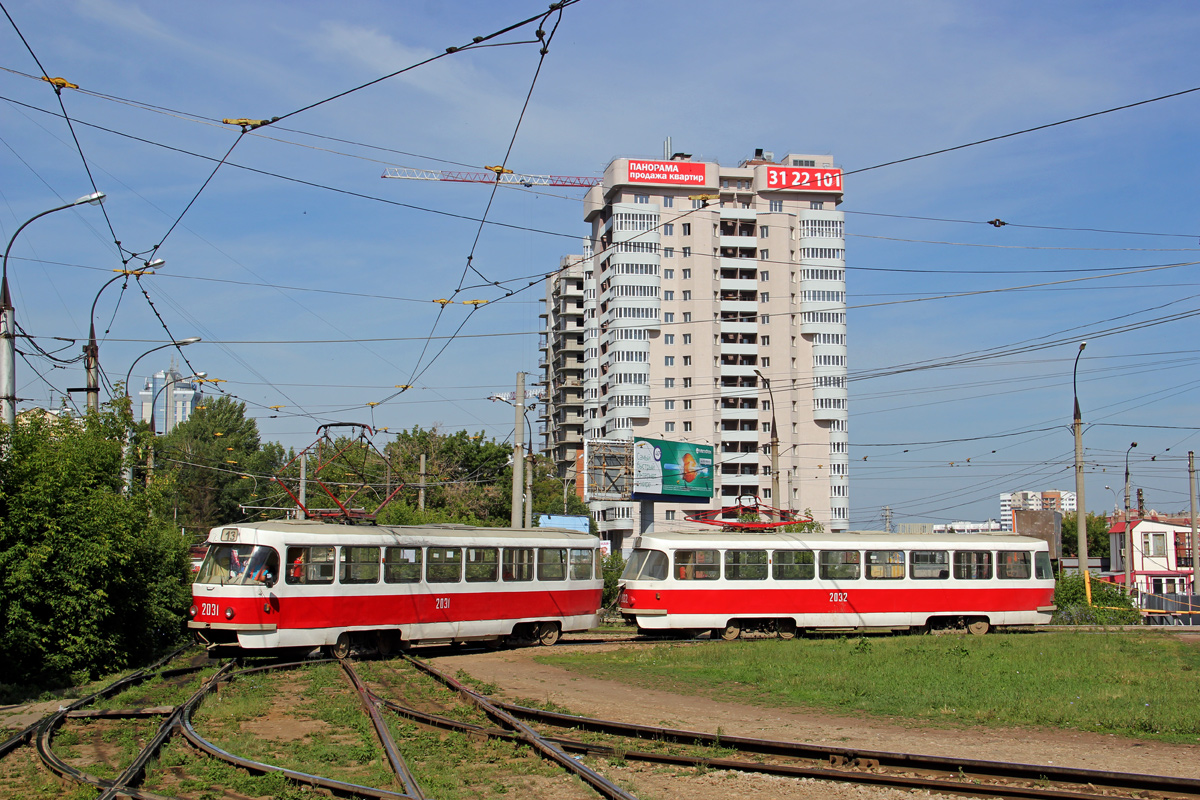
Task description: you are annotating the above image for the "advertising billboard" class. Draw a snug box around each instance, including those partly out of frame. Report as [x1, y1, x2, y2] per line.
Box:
[632, 437, 714, 500]
[625, 159, 707, 186]
[763, 165, 844, 194]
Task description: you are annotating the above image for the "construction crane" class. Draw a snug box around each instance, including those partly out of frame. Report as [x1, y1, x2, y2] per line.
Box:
[382, 166, 600, 188]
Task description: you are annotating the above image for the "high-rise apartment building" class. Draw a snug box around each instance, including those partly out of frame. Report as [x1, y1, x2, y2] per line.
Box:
[999, 489, 1077, 531]
[540, 148, 848, 545]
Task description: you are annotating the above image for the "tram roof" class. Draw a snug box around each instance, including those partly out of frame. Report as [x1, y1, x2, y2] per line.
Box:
[211, 519, 599, 543]
[632, 529, 1045, 548]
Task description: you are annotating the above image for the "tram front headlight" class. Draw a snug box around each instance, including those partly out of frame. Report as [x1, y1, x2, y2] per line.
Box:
[224, 606, 236, 620]
[188, 604, 198, 618]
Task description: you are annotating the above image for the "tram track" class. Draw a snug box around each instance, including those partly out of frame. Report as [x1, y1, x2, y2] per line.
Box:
[6, 642, 1200, 799]
[362, 651, 1200, 800]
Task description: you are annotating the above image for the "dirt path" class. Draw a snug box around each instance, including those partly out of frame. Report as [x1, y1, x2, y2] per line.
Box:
[430, 637, 1200, 783]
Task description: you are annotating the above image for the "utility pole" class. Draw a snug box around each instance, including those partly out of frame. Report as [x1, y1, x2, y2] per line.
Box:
[524, 451, 534, 529]
[1190, 451, 1197, 593]
[882, 505, 893, 534]
[419, 453, 427, 511]
[1072, 342, 1088, 575]
[754, 370, 780, 510]
[1124, 442, 1137, 594]
[84, 322, 99, 413]
[299, 446, 307, 514]
[510, 372, 524, 528]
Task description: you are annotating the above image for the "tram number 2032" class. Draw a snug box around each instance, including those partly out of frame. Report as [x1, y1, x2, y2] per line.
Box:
[829, 592, 848, 603]
[435, 597, 451, 610]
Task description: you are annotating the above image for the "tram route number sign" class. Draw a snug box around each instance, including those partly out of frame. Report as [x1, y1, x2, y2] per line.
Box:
[632, 437, 714, 500]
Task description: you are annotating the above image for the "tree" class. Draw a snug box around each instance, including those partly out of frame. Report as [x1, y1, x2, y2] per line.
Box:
[156, 396, 285, 537]
[0, 404, 191, 689]
[1060, 512, 1111, 558]
[377, 426, 512, 526]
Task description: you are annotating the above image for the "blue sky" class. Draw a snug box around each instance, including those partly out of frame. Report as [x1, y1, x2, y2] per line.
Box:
[2, 0, 1198, 528]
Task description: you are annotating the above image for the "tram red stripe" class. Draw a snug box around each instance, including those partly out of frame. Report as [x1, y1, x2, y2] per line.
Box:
[193, 588, 601, 630]
[621, 587, 1054, 615]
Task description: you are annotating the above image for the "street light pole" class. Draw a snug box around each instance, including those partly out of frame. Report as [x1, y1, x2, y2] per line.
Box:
[1124, 441, 1138, 595]
[83, 259, 164, 413]
[123, 337, 201, 400]
[754, 369, 781, 511]
[1072, 342, 1088, 574]
[145, 372, 206, 480]
[1, 191, 106, 426]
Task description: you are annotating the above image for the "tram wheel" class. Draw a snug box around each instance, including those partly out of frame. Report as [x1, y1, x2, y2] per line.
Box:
[967, 619, 991, 636]
[536, 622, 561, 646]
[376, 630, 399, 656]
[332, 632, 352, 659]
[776, 620, 797, 640]
[715, 623, 741, 641]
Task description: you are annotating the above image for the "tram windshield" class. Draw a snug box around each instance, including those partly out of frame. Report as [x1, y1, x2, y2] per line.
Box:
[196, 544, 280, 586]
[621, 548, 668, 581]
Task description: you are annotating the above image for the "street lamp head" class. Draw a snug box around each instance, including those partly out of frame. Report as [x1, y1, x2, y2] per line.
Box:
[1078, 341, 1087, 351]
[1131, 442, 1138, 449]
[144, 258, 165, 270]
[74, 191, 106, 206]
[195, 372, 208, 379]
[175, 337, 201, 345]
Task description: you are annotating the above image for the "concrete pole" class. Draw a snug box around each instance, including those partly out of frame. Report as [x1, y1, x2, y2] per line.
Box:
[1072, 342, 1088, 575]
[0, 280, 14, 427]
[524, 451, 534, 529]
[510, 372, 524, 528]
[299, 445, 307, 513]
[1190, 451, 1197, 594]
[85, 323, 99, 413]
[418, 453, 426, 511]
[1124, 442, 1137, 595]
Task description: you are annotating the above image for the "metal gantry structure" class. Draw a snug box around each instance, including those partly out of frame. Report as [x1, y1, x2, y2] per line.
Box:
[382, 166, 600, 187]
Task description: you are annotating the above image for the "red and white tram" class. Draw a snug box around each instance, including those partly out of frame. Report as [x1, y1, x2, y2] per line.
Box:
[189, 520, 604, 654]
[619, 530, 1056, 638]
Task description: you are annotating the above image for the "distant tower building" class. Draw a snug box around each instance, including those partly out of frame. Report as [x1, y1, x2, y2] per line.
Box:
[540, 147, 848, 545]
[138, 360, 202, 433]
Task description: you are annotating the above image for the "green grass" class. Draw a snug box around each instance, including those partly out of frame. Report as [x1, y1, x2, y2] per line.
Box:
[537, 631, 1200, 743]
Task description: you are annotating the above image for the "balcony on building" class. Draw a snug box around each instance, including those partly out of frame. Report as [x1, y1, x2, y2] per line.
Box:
[720, 245, 758, 259]
[720, 266, 759, 280]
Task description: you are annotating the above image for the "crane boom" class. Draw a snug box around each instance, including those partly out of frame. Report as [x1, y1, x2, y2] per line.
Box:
[382, 166, 600, 187]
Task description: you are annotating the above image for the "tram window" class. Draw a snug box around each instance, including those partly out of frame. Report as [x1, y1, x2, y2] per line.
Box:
[286, 546, 335, 585]
[621, 549, 668, 581]
[466, 548, 499, 582]
[675, 550, 720, 580]
[340, 546, 380, 584]
[910, 550, 949, 580]
[866, 550, 904, 580]
[953, 551, 993, 580]
[199, 544, 278, 586]
[570, 549, 594, 580]
[595, 549, 604, 580]
[539, 548, 567, 581]
[383, 547, 422, 583]
[819, 550, 860, 581]
[1034, 551, 1053, 580]
[997, 551, 1031, 579]
[427, 547, 462, 583]
[773, 550, 814, 580]
[503, 548, 534, 581]
[725, 550, 768, 580]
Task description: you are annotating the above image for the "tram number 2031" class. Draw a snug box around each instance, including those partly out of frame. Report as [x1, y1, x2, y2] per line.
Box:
[829, 592, 848, 603]
[435, 597, 451, 610]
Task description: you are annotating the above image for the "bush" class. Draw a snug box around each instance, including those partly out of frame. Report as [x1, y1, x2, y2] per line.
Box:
[1052, 572, 1141, 625]
[0, 408, 192, 690]
[602, 551, 625, 608]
